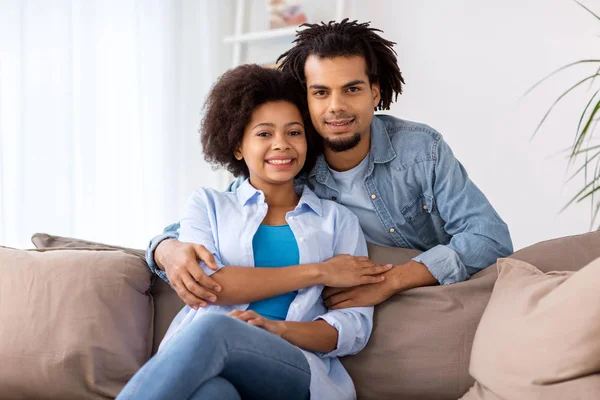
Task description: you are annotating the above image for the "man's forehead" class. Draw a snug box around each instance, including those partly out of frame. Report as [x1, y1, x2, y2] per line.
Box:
[304, 55, 369, 85]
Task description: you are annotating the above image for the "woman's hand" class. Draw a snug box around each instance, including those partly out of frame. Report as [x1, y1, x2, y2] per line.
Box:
[318, 254, 393, 287]
[228, 310, 286, 337]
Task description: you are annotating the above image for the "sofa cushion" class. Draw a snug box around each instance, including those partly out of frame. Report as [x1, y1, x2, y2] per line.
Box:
[342, 231, 600, 400]
[31, 233, 184, 355]
[460, 258, 600, 399]
[0, 246, 153, 399]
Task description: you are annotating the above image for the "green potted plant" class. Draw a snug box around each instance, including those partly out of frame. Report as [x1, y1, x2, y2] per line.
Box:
[529, 1, 600, 228]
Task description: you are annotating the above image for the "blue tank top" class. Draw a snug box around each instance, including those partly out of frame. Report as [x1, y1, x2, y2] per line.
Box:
[247, 224, 300, 320]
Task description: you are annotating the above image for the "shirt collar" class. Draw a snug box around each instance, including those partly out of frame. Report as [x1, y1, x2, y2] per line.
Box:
[236, 178, 262, 206]
[236, 178, 322, 217]
[309, 115, 397, 182]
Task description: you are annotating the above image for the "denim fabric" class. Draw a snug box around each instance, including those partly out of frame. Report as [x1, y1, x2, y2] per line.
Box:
[116, 313, 311, 400]
[154, 179, 371, 399]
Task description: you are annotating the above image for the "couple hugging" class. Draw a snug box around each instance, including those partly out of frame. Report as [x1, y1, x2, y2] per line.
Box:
[117, 20, 512, 400]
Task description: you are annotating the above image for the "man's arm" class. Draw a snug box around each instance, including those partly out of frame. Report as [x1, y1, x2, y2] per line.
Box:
[410, 137, 513, 285]
[324, 136, 513, 309]
[145, 177, 246, 279]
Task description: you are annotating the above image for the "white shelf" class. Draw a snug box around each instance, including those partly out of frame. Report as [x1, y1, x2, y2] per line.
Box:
[224, 26, 299, 44]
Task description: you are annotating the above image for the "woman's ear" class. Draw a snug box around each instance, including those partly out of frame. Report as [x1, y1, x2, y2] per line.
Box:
[234, 147, 243, 161]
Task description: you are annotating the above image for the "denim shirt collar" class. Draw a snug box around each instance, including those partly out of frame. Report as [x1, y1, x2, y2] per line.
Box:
[236, 178, 322, 216]
[309, 115, 397, 183]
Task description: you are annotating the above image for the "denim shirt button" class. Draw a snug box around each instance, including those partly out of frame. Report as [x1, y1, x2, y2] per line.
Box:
[331, 196, 337, 201]
[423, 204, 428, 211]
[370, 194, 377, 200]
[389, 228, 395, 233]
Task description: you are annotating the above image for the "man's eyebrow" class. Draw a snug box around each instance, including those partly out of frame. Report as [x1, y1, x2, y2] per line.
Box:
[308, 80, 367, 90]
[342, 80, 367, 88]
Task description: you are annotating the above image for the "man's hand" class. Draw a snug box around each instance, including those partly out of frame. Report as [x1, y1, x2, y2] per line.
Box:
[319, 254, 393, 287]
[155, 239, 222, 309]
[322, 279, 396, 309]
[322, 260, 438, 309]
[228, 310, 286, 337]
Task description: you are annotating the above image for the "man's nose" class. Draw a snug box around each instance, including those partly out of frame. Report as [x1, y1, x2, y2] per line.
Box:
[327, 91, 346, 114]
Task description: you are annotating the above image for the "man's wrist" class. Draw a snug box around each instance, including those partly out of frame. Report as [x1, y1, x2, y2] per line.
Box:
[389, 260, 438, 292]
[155, 239, 175, 271]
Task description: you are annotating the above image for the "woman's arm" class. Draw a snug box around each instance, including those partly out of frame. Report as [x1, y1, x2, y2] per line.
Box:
[229, 309, 338, 353]
[179, 188, 389, 306]
[209, 255, 389, 306]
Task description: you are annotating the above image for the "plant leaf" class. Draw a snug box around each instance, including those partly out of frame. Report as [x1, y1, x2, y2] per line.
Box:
[523, 60, 600, 98]
[572, 98, 600, 156]
[575, 0, 600, 21]
[560, 174, 600, 213]
[532, 73, 600, 139]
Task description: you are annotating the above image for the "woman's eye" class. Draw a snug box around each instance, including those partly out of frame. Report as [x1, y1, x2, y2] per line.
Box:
[257, 132, 270, 137]
[289, 130, 303, 136]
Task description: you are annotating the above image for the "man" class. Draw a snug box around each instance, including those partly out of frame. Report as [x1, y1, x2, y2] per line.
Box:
[146, 19, 512, 310]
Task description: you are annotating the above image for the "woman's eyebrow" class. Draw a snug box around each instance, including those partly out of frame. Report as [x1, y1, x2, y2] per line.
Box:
[251, 121, 303, 129]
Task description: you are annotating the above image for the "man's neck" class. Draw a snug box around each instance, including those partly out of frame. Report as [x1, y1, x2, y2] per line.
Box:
[325, 131, 371, 172]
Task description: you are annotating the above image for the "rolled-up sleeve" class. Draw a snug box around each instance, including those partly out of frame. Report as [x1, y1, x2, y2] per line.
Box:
[413, 137, 513, 285]
[177, 189, 225, 276]
[145, 224, 179, 285]
[315, 209, 374, 358]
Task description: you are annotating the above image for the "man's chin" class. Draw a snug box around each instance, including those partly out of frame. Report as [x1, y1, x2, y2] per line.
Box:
[323, 133, 362, 153]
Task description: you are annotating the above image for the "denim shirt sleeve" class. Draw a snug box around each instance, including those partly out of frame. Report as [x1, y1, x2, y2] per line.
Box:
[412, 138, 513, 285]
[144, 178, 242, 283]
[315, 211, 375, 358]
[145, 223, 180, 285]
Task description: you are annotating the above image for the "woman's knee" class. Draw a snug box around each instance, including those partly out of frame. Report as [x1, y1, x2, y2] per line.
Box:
[188, 313, 247, 343]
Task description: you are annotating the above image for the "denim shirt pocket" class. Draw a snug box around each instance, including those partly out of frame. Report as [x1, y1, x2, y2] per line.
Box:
[400, 193, 437, 245]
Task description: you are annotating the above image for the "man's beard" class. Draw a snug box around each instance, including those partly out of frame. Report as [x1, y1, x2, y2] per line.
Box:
[322, 133, 362, 153]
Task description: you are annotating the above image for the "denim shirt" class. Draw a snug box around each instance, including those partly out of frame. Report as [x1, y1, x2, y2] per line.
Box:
[159, 179, 372, 400]
[300, 115, 514, 284]
[146, 115, 513, 286]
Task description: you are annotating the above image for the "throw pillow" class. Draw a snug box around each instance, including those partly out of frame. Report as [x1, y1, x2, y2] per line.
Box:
[0, 247, 153, 399]
[460, 258, 600, 399]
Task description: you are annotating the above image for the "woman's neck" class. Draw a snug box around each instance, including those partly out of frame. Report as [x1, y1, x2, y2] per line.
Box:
[249, 178, 299, 208]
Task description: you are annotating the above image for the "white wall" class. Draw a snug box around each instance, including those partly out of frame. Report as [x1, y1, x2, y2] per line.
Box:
[345, 0, 599, 250]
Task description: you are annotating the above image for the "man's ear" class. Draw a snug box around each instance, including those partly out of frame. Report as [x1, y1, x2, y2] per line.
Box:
[371, 82, 381, 109]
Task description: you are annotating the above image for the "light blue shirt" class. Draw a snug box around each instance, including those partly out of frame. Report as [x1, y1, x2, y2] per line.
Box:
[247, 224, 299, 320]
[328, 153, 395, 247]
[159, 179, 373, 400]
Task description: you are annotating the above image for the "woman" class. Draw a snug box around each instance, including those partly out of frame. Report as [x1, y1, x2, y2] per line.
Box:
[117, 65, 392, 400]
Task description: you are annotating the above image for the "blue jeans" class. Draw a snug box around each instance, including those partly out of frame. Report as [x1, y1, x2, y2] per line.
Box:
[117, 313, 311, 400]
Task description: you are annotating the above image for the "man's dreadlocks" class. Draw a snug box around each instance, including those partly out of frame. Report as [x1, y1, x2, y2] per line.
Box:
[277, 19, 405, 111]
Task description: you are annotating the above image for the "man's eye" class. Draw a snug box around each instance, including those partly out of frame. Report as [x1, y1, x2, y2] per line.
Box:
[348, 87, 360, 93]
[314, 90, 326, 96]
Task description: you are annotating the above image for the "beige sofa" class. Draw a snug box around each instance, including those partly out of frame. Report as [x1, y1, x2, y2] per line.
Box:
[1, 231, 599, 399]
